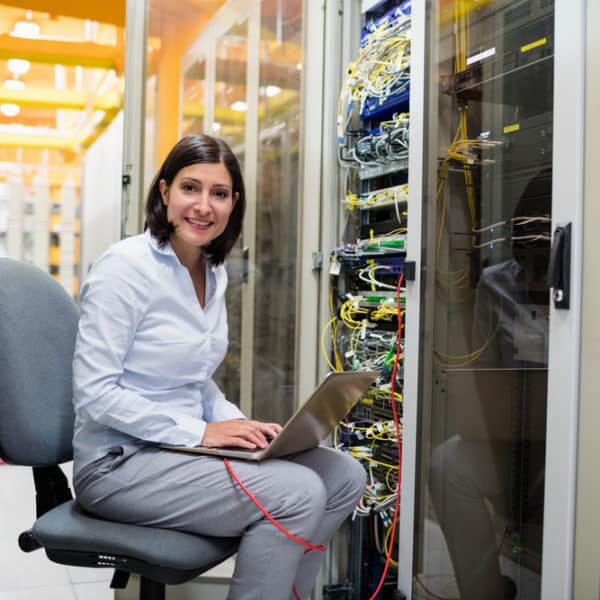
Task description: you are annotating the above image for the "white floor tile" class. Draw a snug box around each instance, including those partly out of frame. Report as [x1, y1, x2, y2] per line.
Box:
[0, 464, 72, 591]
[0, 541, 72, 591]
[0, 584, 77, 600]
[0, 466, 37, 536]
[73, 581, 114, 600]
[67, 565, 114, 584]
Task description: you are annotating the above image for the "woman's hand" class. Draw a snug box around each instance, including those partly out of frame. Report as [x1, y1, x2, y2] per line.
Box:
[201, 419, 282, 449]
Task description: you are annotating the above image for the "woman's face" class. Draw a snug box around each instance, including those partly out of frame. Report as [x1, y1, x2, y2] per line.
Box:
[160, 161, 237, 259]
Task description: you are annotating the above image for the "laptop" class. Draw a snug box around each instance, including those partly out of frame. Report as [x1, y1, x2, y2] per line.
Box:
[162, 370, 378, 461]
[444, 367, 548, 442]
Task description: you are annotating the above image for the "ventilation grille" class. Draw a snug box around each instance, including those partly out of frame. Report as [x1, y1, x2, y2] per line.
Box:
[505, 0, 532, 26]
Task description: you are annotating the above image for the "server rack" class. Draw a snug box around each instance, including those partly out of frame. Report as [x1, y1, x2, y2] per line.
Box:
[324, 2, 411, 598]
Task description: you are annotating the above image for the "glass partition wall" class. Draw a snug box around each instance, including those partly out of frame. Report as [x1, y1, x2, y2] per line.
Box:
[212, 20, 249, 413]
[253, 0, 303, 423]
[414, 2, 554, 599]
[180, 0, 304, 421]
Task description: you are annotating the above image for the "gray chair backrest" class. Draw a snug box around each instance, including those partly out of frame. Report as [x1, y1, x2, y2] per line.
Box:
[0, 258, 79, 466]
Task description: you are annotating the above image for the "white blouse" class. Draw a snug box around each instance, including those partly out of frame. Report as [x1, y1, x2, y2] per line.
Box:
[72, 229, 245, 473]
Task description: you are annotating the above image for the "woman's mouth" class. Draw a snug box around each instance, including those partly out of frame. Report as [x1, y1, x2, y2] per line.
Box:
[186, 217, 212, 229]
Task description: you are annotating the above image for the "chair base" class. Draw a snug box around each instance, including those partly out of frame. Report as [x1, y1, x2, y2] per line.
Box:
[140, 577, 165, 600]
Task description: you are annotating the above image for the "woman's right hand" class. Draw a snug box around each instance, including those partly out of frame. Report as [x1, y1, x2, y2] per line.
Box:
[201, 419, 282, 449]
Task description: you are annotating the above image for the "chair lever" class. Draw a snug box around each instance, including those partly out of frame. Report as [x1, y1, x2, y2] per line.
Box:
[18, 529, 42, 552]
[110, 569, 131, 589]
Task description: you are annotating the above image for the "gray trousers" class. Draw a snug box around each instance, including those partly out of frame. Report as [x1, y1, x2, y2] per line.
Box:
[74, 445, 366, 600]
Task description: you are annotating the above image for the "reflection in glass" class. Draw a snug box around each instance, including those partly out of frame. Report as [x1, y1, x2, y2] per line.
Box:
[181, 59, 205, 137]
[212, 21, 249, 408]
[416, 2, 553, 599]
[252, 0, 303, 424]
[146, 0, 228, 182]
[214, 21, 249, 150]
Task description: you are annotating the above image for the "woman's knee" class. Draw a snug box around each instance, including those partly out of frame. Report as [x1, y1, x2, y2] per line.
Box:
[323, 451, 367, 508]
[276, 465, 328, 521]
[342, 453, 367, 500]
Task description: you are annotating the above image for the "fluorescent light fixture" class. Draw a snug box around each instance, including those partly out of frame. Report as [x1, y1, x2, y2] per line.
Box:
[55, 65, 67, 91]
[212, 122, 222, 132]
[7, 59, 31, 76]
[11, 20, 40, 38]
[3, 79, 25, 90]
[265, 85, 281, 98]
[0, 103, 20, 117]
[230, 100, 247, 112]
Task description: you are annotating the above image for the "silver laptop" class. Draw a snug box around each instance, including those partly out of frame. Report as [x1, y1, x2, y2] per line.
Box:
[162, 370, 378, 461]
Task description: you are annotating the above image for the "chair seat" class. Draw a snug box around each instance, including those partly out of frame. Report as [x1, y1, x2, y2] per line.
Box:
[33, 500, 239, 573]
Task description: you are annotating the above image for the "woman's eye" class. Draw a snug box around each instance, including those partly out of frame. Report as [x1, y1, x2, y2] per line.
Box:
[212, 190, 228, 199]
[182, 184, 195, 193]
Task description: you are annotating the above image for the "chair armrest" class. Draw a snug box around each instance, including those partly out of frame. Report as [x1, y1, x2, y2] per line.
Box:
[19, 529, 42, 553]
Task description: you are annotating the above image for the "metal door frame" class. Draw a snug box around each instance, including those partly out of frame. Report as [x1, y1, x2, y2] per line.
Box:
[395, 0, 586, 596]
[397, 0, 427, 593]
[121, 0, 148, 238]
[541, 0, 585, 596]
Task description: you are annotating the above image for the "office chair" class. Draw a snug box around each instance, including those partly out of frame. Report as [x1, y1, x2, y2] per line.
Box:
[0, 258, 239, 600]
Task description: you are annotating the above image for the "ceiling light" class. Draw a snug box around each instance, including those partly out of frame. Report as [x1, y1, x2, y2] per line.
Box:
[3, 79, 25, 90]
[11, 20, 40, 38]
[54, 65, 67, 91]
[0, 103, 20, 117]
[265, 85, 281, 98]
[7, 59, 31, 77]
[230, 100, 247, 112]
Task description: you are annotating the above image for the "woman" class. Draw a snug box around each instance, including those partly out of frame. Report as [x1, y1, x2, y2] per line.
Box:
[72, 134, 366, 600]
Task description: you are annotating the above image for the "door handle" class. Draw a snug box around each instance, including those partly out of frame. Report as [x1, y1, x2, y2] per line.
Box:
[546, 223, 571, 309]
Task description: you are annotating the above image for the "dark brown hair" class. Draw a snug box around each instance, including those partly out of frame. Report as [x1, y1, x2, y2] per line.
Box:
[144, 134, 245, 265]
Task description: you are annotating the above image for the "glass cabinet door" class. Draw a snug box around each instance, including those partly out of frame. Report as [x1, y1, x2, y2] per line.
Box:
[212, 20, 249, 410]
[179, 0, 305, 422]
[414, 2, 554, 599]
[252, 0, 303, 424]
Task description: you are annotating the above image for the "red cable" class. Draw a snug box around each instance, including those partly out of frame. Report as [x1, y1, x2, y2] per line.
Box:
[224, 274, 404, 599]
[223, 458, 326, 553]
[223, 457, 326, 600]
[368, 273, 403, 600]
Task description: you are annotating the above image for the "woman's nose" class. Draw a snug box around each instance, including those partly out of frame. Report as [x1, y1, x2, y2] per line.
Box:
[194, 192, 211, 212]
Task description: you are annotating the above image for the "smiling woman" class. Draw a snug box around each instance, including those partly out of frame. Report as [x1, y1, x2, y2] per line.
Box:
[69, 131, 367, 600]
[158, 162, 238, 273]
[144, 134, 245, 267]
[146, 135, 242, 307]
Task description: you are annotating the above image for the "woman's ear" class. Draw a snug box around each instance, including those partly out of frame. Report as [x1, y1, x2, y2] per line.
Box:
[233, 191, 240, 206]
[159, 179, 169, 205]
